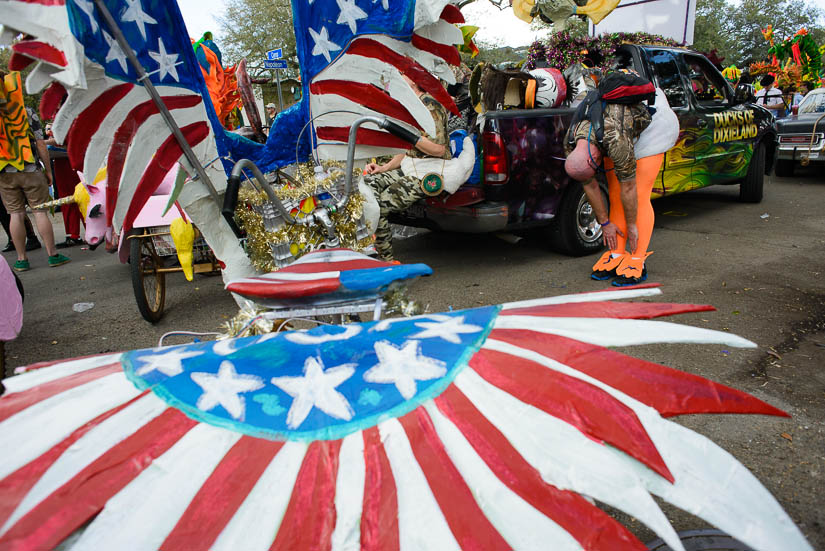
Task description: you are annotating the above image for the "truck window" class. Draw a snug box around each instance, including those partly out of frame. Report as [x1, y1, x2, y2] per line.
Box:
[647, 50, 687, 108]
[683, 54, 729, 106]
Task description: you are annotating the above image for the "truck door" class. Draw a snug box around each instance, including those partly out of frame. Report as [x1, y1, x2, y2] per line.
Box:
[681, 53, 752, 187]
[645, 49, 692, 196]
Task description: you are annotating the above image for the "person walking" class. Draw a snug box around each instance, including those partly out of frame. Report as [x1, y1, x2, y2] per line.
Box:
[0, 70, 70, 272]
[1, 200, 40, 252]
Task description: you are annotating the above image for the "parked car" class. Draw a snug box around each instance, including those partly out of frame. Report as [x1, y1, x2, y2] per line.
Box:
[391, 44, 777, 256]
[775, 87, 825, 177]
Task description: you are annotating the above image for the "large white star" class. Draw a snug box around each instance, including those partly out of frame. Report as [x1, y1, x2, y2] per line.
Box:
[120, 0, 157, 40]
[74, 0, 99, 34]
[410, 315, 483, 344]
[364, 340, 446, 399]
[191, 361, 264, 420]
[102, 31, 129, 73]
[148, 38, 180, 82]
[336, 0, 367, 34]
[135, 347, 203, 377]
[308, 26, 341, 63]
[271, 356, 355, 429]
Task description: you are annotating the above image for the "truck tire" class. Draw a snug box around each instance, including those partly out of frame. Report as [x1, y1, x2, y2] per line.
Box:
[646, 529, 754, 550]
[739, 142, 765, 203]
[549, 181, 607, 256]
[774, 158, 794, 177]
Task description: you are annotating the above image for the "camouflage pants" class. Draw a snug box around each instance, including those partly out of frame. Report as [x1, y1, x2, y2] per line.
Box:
[364, 169, 426, 261]
[569, 103, 651, 181]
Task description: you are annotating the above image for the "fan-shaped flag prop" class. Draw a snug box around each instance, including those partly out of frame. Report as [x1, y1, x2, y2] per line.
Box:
[0, 286, 811, 550]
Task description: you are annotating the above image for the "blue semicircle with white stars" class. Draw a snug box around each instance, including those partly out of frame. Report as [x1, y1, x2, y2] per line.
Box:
[122, 306, 499, 441]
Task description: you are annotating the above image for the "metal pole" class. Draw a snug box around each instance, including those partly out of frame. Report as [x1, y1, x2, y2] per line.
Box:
[92, 0, 222, 207]
[275, 69, 284, 112]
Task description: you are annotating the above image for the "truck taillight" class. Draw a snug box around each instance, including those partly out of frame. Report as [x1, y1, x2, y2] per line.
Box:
[483, 131, 508, 186]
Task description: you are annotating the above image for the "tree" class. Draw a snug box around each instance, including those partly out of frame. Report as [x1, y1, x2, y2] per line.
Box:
[216, 0, 298, 80]
[691, 0, 738, 66]
[729, 0, 824, 65]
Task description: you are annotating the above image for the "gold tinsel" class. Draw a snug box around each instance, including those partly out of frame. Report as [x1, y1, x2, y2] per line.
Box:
[234, 161, 373, 272]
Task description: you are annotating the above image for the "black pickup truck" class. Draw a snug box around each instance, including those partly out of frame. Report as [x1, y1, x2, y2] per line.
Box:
[391, 44, 777, 255]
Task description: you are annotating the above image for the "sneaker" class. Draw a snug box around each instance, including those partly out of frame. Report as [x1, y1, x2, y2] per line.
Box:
[25, 238, 42, 251]
[2, 242, 12, 253]
[48, 253, 71, 267]
[590, 250, 625, 281]
[56, 237, 82, 249]
[612, 252, 651, 287]
[13, 259, 30, 272]
[612, 266, 647, 286]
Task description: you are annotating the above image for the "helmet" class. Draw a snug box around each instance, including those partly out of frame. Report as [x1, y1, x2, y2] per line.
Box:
[528, 67, 567, 108]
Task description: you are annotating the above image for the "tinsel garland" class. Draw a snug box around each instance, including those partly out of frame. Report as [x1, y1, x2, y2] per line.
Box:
[234, 161, 373, 273]
[525, 31, 679, 72]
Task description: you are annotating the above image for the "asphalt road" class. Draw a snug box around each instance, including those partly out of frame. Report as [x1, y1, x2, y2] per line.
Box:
[3, 164, 824, 548]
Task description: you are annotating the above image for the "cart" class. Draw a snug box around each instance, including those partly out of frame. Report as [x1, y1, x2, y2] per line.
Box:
[127, 224, 220, 323]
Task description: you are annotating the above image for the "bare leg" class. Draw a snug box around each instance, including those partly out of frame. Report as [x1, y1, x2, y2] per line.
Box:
[9, 212, 28, 261]
[32, 211, 58, 256]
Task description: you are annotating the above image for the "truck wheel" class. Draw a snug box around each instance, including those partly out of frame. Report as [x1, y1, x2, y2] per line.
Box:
[739, 142, 765, 203]
[646, 529, 754, 550]
[549, 181, 606, 256]
[774, 158, 794, 177]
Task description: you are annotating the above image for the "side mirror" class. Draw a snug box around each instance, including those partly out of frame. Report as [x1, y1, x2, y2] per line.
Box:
[733, 83, 755, 105]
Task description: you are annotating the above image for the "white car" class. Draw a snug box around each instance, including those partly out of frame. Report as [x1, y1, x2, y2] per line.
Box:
[775, 87, 825, 176]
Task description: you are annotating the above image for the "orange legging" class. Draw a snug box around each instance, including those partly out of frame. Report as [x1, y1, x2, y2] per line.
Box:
[603, 153, 663, 256]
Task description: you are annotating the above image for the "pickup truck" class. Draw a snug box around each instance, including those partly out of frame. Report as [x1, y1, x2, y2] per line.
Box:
[390, 44, 777, 255]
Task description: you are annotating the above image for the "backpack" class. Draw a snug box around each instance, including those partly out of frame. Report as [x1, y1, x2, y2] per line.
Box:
[566, 69, 655, 147]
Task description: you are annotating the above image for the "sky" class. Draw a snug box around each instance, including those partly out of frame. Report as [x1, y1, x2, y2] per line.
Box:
[178, 0, 825, 50]
[177, 0, 543, 48]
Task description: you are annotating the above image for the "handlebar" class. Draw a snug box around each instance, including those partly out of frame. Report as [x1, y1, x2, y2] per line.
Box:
[224, 116, 421, 237]
[340, 116, 421, 209]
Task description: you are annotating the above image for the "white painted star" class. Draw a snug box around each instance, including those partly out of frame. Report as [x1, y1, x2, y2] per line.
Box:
[191, 361, 264, 420]
[148, 38, 180, 82]
[271, 356, 355, 429]
[135, 347, 203, 377]
[364, 340, 446, 399]
[372, 0, 389, 10]
[74, 0, 99, 34]
[308, 26, 341, 63]
[102, 31, 129, 73]
[336, 0, 367, 34]
[410, 315, 483, 344]
[120, 0, 157, 40]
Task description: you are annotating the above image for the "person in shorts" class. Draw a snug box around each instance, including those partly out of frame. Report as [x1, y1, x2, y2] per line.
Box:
[0, 70, 70, 271]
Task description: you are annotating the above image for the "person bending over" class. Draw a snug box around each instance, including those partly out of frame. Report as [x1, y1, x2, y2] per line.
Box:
[565, 95, 659, 285]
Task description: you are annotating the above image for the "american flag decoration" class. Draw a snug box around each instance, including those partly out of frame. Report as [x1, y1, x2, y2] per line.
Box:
[0, 286, 812, 550]
[293, 0, 466, 160]
[225, 248, 433, 307]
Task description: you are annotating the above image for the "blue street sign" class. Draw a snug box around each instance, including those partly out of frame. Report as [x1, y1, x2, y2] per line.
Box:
[266, 48, 283, 61]
[263, 60, 288, 70]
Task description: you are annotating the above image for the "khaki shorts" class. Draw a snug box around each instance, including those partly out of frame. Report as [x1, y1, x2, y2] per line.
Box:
[0, 170, 51, 213]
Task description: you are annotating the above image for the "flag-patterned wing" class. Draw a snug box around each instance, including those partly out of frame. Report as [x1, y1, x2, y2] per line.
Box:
[0, 286, 812, 550]
[0, 0, 246, 235]
[225, 248, 432, 307]
[293, 0, 465, 160]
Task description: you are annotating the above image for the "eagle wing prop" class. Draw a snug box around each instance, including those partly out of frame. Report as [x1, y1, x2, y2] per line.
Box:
[0, 286, 811, 550]
[0, 0, 464, 231]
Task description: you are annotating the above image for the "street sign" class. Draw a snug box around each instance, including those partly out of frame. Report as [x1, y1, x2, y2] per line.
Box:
[266, 48, 283, 61]
[263, 60, 288, 70]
